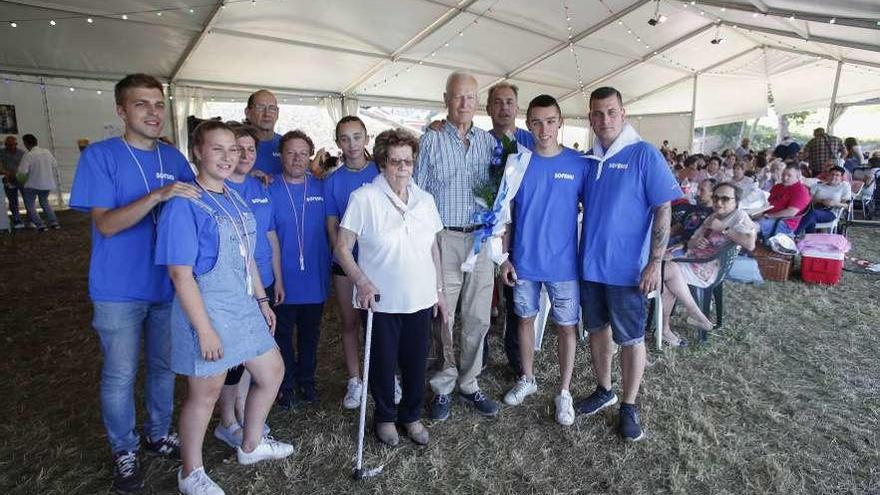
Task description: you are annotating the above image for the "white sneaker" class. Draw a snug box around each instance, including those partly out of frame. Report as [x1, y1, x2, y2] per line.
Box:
[213, 422, 243, 448]
[236, 437, 295, 465]
[394, 375, 402, 405]
[503, 375, 538, 406]
[178, 467, 224, 495]
[555, 390, 575, 426]
[342, 377, 363, 410]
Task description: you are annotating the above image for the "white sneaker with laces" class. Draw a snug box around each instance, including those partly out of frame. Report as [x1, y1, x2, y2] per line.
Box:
[394, 375, 402, 405]
[342, 377, 363, 410]
[236, 437, 295, 465]
[178, 467, 224, 495]
[503, 375, 538, 406]
[555, 390, 575, 426]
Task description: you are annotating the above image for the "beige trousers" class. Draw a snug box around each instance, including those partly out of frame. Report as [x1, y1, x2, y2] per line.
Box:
[429, 230, 494, 395]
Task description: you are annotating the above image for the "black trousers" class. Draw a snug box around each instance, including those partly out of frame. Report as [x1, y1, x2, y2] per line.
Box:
[503, 284, 522, 377]
[274, 302, 324, 395]
[364, 307, 432, 424]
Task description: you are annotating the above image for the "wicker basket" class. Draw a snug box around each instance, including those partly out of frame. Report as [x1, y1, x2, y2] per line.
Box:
[753, 244, 793, 282]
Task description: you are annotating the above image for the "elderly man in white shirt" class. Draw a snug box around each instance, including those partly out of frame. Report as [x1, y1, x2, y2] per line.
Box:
[19, 134, 60, 230]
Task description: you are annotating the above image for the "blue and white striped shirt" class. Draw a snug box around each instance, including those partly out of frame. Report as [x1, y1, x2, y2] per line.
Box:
[415, 121, 495, 227]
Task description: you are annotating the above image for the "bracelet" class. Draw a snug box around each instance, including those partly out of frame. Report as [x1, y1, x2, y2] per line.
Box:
[256, 296, 270, 304]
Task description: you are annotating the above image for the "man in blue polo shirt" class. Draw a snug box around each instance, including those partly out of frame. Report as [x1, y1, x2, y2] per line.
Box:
[69, 74, 198, 492]
[244, 89, 282, 176]
[483, 82, 534, 379]
[499, 95, 583, 426]
[575, 87, 681, 442]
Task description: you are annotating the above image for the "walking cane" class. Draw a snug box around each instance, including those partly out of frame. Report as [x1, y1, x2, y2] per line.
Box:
[353, 294, 383, 480]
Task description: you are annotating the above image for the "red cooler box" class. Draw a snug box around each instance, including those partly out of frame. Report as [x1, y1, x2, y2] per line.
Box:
[800, 251, 844, 285]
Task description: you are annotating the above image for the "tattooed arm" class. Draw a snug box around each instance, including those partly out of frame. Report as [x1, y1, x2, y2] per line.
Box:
[639, 201, 671, 294]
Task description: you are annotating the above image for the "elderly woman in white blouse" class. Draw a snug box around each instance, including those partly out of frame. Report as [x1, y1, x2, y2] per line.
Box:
[335, 128, 448, 447]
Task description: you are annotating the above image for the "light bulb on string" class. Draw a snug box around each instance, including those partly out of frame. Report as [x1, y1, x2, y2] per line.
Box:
[86, 18, 94, 23]
[49, 20, 56, 26]
[9, 21, 17, 27]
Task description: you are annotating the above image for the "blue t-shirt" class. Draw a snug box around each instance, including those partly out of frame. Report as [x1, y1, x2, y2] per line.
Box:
[268, 174, 330, 304]
[155, 187, 253, 276]
[227, 176, 275, 287]
[579, 140, 682, 286]
[324, 162, 380, 218]
[512, 147, 584, 281]
[324, 162, 379, 262]
[253, 133, 282, 176]
[69, 137, 195, 302]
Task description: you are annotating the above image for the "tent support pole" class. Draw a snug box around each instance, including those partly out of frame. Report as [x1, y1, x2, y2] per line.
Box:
[690, 74, 698, 153]
[38, 77, 63, 209]
[169, 84, 180, 146]
[826, 61, 843, 132]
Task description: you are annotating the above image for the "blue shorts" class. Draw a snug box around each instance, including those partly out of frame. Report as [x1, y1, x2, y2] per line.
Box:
[580, 280, 647, 346]
[513, 279, 579, 326]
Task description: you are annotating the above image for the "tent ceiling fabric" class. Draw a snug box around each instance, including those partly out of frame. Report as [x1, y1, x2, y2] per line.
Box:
[1, 0, 878, 125]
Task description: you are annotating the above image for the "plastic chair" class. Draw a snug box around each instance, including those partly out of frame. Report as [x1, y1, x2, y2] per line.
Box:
[670, 242, 741, 342]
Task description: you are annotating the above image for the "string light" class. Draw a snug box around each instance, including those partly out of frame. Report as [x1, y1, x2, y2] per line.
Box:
[0, 1, 263, 27]
[358, 0, 500, 94]
[562, 0, 589, 106]
[600, 0, 698, 73]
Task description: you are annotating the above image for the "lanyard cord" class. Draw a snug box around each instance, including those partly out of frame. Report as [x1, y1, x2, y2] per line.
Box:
[282, 176, 308, 270]
[196, 179, 253, 294]
[123, 138, 164, 224]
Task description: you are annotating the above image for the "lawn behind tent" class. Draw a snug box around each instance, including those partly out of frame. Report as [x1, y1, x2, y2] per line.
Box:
[0, 210, 878, 495]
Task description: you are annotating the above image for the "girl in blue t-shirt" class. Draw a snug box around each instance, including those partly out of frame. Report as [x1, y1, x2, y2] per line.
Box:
[323, 116, 380, 409]
[214, 124, 281, 449]
[155, 121, 293, 495]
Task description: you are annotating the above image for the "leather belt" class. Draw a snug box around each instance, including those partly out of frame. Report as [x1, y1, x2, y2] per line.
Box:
[445, 225, 481, 233]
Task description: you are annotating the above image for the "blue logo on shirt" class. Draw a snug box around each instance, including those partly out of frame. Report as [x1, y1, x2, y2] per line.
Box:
[554, 172, 575, 180]
[251, 197, 269, 204]
[156, 172, 176, 181]
[306, 196, 324, 202]
[608, 163, 629, 170]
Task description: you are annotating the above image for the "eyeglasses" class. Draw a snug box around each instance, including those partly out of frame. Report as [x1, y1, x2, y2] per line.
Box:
[387, 158, 414, 168]
[712, 195, 735, 203]
[250, 104, 279, 114]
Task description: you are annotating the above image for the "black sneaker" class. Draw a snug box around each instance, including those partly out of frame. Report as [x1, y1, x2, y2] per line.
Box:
[430, 394, 451, 421]
[574, 385, 618, 416]
[49, 223, 61, 230]
[144, 432, 180, 459]
[459, 390, 499, 417]
[619, 403, 645, 442]
[111, 451, 144, 494]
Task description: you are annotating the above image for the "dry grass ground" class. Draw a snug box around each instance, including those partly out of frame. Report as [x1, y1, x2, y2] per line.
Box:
[0, 210, 878, 494]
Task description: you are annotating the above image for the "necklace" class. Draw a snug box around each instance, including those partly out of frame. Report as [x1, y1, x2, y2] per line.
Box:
[123, 137, 164, 224]
[195, 179, 254, 295]
[282, 175, 308, 271]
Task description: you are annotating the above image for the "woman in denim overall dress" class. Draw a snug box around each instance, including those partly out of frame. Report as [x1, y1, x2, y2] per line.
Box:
[156, 121, 294, 495]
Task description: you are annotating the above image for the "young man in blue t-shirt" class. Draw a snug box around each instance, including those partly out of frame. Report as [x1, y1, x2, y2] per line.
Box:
[69, 74, 198, 493]
[576, 87, 682, 442]
[499, 95, 583, 426]
[244, 89, 282, 176]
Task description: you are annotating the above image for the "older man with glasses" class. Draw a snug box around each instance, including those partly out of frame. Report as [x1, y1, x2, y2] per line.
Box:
[245, 89, 283, 176]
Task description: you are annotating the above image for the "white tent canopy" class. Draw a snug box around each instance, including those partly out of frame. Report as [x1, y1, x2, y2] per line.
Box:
[1, 0, 878, 121]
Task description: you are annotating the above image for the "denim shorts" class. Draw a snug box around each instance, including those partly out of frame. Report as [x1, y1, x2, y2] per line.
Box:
[513, 279, 579, 326]
[580, 281, 647, 346]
